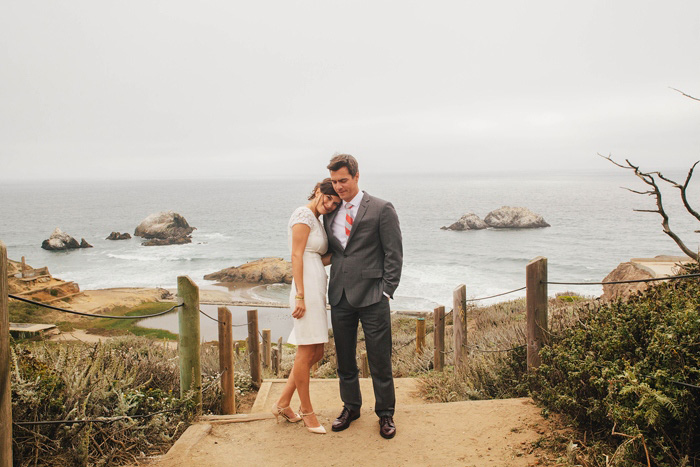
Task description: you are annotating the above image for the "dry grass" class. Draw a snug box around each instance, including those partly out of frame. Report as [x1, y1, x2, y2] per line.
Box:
[10, 337, 254, 467]
[417, 295, 594, 402]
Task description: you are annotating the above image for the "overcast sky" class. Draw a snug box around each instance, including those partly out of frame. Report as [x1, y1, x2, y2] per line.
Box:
[1, 1, 699, 180]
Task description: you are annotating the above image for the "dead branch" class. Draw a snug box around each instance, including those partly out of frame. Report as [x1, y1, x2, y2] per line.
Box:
[601, 154, 700, 261]
[669, 87, 700, 102]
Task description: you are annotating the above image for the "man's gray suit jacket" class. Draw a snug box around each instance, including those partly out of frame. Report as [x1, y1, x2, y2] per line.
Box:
[324, 192, 403, 308]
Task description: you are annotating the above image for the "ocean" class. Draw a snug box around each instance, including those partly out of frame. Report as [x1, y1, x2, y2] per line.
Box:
[2, 170, 698, 314]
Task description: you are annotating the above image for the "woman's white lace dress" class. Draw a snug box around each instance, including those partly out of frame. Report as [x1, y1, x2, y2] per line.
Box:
[287, 206, 329, 345]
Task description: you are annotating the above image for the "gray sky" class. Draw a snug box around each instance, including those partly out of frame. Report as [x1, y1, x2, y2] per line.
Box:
[1, 1, 699, 180]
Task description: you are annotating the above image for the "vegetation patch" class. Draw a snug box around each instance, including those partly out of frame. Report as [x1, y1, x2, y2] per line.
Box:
[10, 337, 254, 466]
[530, 267, 700, 466]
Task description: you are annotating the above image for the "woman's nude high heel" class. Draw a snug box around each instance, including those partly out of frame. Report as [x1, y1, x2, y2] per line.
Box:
[298, 407, 327, 434]
[271, 403, 302, 423]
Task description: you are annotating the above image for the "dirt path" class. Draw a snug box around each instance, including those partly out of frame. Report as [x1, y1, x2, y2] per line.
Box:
[141, 379, 553, 467]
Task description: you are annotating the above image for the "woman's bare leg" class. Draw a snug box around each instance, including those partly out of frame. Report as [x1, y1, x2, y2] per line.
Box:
[295, 343, 324, 427]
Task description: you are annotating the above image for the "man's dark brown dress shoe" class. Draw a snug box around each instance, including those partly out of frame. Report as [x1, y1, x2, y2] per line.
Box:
[331, 407, 361, 432]
[379, 415, 396, 439]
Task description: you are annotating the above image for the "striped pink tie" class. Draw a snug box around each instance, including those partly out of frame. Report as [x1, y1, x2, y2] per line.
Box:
[345, 204, 354, 237]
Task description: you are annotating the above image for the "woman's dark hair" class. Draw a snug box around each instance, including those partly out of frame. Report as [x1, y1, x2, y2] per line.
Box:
[308, 177, 338, 200]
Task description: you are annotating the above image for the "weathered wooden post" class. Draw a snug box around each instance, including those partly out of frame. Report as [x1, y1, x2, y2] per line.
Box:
[360, 351, 369, 378]
[416, 318, 426, 353]
[433, 306, 445, 371]
[234, 341, 240, 355]
[20, 256, 26, 278]
[271, 348, 279, 376]
[526, 257, 548, 370]
[247, 309, 262, 388]
[453, 284, 468, 370]
[1, 243, 12, 467]
[262, 329, 271, 369]
[277, 337, 283, 376]
[177, 276, 201, 412]
[217, 307, 235, 415]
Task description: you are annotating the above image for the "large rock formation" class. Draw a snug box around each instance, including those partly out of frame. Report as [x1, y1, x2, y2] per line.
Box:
[134, 211, 195, 246]
[602, 256, 694, 301]
[106, 232, 131, 240]
[41, 228, 92, 250]
[441, 213, 488, 231]
[142, 237, 191, 246]
[601, 262, 655, 301]
[484, 206, 550, 229]
[204, 257, 293, 284]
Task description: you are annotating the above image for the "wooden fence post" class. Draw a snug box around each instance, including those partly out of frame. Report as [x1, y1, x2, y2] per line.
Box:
[526, 257, 548, 370]
[20, 256, 26, 278]
[262, 329, 271, 369]
[177, 276, 201, 412]
[360, 351, 369, 378]
[453, 284, 468, 370]
[217, 307, 235, 415]
[271, 348, 279, 376]
[416, 318, 426, 353]
[433, 306, 445, 371]
[277, 337, 283, 377]
[234, 342, 240, 355]
[1, 243, 12, 467]
[247, 309, 262, 388]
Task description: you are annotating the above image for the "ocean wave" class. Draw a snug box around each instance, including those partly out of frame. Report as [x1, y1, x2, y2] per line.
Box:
[106, 253, 160, 262]
[196, 232, 230, 240]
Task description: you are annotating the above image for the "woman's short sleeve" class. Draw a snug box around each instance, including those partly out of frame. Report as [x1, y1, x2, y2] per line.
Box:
[288, 207, 316, 229]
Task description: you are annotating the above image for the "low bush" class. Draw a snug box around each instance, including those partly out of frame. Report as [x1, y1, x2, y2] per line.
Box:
[531, 268, 700, 466]
[11, 337, 253, 466]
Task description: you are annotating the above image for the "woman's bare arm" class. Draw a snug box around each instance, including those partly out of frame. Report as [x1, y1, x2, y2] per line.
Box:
[290, 223, 311, 318]
[321, 252, 332, 266]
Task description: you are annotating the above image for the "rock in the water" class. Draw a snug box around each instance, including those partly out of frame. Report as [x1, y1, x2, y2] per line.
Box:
[134, 211, 195, 239]
[601, 262, 654, 301]
[106, 232, 132, 240]
[204, 257, 292, 284]
[142, 237, 192, 246]
[441, 213, 488, 231]
[134, 211, 195, 246]
[41, 228, 90, 250]
[79, 238, 93, 248]
[484, 206, 550, 229]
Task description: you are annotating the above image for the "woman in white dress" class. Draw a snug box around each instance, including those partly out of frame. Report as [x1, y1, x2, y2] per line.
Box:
[272, 178, 341, 434]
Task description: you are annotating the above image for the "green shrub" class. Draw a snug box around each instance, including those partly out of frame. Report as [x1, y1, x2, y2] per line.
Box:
[531, 268, 700, 466]
[10, 337, 253, 466]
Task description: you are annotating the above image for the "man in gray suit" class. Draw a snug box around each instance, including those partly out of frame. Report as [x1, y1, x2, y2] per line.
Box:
[323, 154, 403, 439]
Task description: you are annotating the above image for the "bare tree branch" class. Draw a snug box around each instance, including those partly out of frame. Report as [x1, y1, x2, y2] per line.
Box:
[623, 187, 655, 195]
[669, 87, 700, 102]
[603, 155, 700, 262]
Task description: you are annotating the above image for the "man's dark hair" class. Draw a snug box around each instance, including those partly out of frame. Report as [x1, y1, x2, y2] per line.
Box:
[327, 154, 359, 177]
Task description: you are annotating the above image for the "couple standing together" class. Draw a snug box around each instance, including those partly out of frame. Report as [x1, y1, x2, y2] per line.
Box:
[271, 154, 403, 439]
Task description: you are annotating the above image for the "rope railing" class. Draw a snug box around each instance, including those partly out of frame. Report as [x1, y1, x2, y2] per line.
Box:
[8, 294, 182, 319]
[466, 286, 526, 302]
[470, 344, 526, 353]
[546, 272, 700, 286]
[198, 308, 221, 323]
[12, 408, 182, 427]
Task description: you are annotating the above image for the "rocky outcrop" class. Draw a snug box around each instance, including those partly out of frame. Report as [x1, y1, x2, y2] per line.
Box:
[441, 213, 488, 231]
[601, 262, 654, 301]
[106, 232, 132, 240]
[484, 206, 550, 229]
[142, 237, 192, 246]
[41, 228, 92, 250]
[134, 211, 195, 246]
[204, 257, 292, 284]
